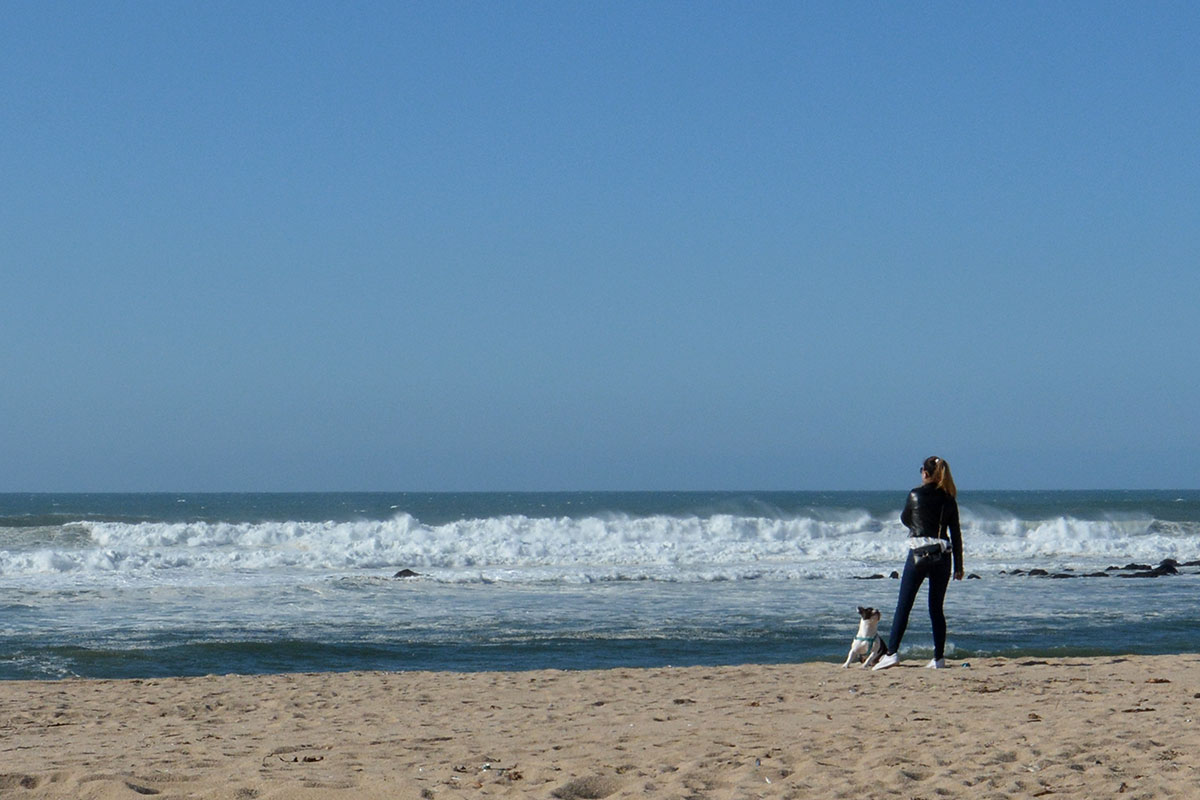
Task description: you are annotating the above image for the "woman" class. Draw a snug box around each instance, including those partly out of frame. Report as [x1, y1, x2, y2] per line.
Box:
[873, 456, 963, 670]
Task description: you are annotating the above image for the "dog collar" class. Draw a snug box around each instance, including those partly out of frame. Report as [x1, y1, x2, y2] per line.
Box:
[854, 635, 876, 642]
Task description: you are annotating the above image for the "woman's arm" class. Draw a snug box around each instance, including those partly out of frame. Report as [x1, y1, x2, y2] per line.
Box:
[947, 496, 964, 578]
[900, 491, 917, 531]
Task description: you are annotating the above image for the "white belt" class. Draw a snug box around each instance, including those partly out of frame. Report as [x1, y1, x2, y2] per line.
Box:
[908, 537, 948, 550]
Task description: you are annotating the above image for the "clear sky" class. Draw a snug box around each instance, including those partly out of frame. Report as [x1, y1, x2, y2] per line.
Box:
[3, 2, 1197, 491]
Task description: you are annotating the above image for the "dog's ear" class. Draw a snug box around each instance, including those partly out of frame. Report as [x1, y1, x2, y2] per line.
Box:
[857, 606, 866, 617]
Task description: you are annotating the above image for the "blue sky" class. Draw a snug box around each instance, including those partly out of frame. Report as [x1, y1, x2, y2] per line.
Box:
[3, 2, 1197, 491]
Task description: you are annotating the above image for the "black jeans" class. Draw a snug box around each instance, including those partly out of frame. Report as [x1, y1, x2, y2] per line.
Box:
[886, 548, 952, 660]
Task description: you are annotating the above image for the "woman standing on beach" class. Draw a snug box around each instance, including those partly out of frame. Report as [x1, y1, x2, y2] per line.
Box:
[873, 456, 963, 670]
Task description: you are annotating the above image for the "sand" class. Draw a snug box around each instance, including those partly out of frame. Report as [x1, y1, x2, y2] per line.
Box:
[3, 655, 1200, 799]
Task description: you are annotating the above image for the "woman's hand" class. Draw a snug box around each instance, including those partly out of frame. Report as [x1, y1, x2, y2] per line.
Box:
[953, 569, 964, 581]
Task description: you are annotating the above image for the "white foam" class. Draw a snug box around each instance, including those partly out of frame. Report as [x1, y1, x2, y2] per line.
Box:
[0, 510, 1194, 586]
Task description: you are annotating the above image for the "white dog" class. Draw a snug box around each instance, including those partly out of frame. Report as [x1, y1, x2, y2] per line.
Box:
[842, 606, 889, 668]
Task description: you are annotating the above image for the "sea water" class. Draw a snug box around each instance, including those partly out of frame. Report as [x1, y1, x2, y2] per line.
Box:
[1, 491, 1198, 680]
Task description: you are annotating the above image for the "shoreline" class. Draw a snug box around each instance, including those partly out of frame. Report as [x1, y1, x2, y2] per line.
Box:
[4, 655, 1200, 798]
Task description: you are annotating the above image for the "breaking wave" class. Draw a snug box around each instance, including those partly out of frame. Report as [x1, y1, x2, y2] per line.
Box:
[2, 508, 1198, 583]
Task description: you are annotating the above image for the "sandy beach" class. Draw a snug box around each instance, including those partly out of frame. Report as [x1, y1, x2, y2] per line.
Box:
[3, 655, 1200, 799]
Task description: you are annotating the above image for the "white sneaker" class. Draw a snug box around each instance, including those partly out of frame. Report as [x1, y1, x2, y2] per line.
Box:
[925, 658, 946, 669]
[872, 652, 899, 671]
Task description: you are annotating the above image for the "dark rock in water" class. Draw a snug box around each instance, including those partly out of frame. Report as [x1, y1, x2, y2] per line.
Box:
[1083, 571, 1111, 577]
[890, 571, 900, 579]
[1160, 559, 1179, 568]
[1122, 563, 1153, 571]
[1007, 569, 1026, 576]
[1028, 568, 1049, 577]
[1156, 562, 1179, 575]
[1180, 560, 1200, 567]
[393, 568, 421, 578]
[1119, 564, 1178, 578]
[1049, 573, 1075, 579]
[853, 574, 887, 580]
[967, 573, 981, 580]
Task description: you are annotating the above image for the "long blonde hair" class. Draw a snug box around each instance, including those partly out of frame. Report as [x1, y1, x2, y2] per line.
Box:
[923, 456, 957, 498]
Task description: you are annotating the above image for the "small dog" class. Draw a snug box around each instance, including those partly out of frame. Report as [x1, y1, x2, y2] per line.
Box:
[842, 606, 888, 668]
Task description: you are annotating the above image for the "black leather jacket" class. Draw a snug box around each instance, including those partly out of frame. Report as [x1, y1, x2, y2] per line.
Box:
[900, 483, 963, 572]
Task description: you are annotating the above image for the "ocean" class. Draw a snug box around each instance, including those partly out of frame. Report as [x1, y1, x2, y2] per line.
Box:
[2, 490, 1199, 680]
